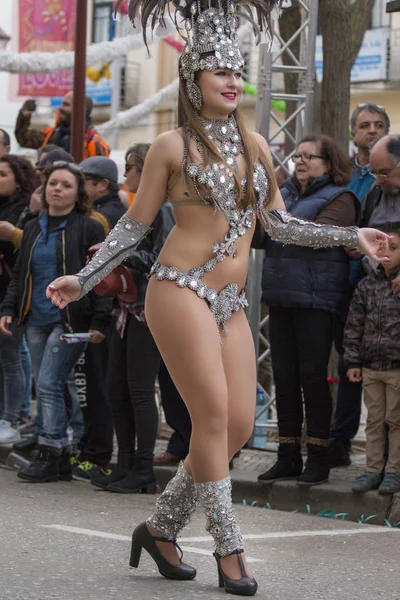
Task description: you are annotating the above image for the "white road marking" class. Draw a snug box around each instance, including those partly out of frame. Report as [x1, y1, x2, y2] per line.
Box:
[40, 525, 263, 563]
[180, 527, 400, 542]
[41, 522, 400, 559]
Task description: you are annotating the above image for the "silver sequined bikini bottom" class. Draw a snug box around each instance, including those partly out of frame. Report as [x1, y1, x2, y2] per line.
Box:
[149, 262, 248, 331]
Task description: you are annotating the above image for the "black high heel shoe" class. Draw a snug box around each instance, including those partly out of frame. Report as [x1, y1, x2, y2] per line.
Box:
[129, 521, 196, 580]
[214, 549, 258, 596]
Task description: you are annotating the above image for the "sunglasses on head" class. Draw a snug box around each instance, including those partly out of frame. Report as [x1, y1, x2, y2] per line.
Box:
[52, 161, 81, 172]
[357, 103, 386, 111]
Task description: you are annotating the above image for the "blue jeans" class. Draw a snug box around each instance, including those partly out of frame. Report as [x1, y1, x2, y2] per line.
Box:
[26, 324, 85, 450]
[19, 336, 32, 419]
[66, 369, 85, 439]
[32, 369, 85, 440]
[0, 321, 25, 426]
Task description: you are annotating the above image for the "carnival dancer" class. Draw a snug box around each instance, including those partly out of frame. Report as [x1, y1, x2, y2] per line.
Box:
[46, 0, 390, 595]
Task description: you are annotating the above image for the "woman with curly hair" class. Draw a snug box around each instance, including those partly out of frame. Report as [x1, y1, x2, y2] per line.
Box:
[0, 155, 38, 444]
[0, 162, 112, 482]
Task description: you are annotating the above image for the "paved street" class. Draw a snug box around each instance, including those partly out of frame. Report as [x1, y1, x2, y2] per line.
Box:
[1, 466, 400, 600]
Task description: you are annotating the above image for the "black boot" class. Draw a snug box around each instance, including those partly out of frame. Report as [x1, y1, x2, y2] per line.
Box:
[328, 438, 351, 467]
[297, 441, 330, 486]
[59, 447, 73, 482]
[107, 455, 157, 494]
[258, 441, 302, 483]
[13, 435, 38, 454]
[17, 446, 61, 483]
[91, 454, 134, 490]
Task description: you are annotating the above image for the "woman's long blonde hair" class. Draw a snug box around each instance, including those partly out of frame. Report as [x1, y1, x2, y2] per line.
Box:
[177, 73, 277, 211]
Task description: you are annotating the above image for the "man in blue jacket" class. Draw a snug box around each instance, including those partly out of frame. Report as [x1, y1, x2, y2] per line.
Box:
[349, 103, 390, 202]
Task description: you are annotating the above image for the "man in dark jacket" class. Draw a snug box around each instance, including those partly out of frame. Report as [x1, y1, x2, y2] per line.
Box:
[80, 157, 125, 229]
[360, 135, 400, 228]
[71, 157, 126, 479]
[15, 93, 110, 158]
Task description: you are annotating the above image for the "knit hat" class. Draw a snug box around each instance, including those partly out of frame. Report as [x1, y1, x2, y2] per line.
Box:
[36, 149, 75, 170]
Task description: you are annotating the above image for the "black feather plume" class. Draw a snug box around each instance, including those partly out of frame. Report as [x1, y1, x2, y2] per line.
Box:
[115, 0, 283, 49]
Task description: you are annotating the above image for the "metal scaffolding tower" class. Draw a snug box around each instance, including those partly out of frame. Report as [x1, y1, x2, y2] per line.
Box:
[248, 0, 319, 447]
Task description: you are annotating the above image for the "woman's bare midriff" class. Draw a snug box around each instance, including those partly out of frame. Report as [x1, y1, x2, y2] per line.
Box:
[157, 202, 255, 293]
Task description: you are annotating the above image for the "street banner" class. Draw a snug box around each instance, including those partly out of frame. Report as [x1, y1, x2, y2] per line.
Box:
[18, 0, 77, 97]
[316, 27, 389, 84]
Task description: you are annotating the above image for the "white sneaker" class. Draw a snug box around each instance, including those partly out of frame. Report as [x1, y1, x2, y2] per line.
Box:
[0, 421, 21, 444]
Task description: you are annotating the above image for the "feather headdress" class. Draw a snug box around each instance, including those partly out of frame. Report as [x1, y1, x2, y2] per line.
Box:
[115, 0, 284, 109]
[115, 0, 284, 50]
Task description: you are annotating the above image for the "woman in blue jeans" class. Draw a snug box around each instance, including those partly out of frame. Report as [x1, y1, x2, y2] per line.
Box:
[0, 155, 38, 444]
[0, 162, 112, 482]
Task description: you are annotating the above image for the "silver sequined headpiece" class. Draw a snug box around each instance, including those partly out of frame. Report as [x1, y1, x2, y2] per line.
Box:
[180, 3, 243, 78]
[179, 2, 243, 109]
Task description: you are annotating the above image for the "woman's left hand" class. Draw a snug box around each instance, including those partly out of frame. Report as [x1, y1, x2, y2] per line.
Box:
[357, 228, 390, 262]
[89, 329, 105, 344]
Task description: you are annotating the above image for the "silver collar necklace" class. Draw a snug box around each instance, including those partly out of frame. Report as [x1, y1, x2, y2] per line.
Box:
[194, 114, 244, 168]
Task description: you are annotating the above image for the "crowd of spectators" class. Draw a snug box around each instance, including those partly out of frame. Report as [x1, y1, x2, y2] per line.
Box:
[0, 99, 399, 494]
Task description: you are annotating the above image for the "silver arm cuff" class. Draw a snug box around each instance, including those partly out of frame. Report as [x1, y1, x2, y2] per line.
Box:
[263, 209, 359, 250]
[77, 214, 151, 298]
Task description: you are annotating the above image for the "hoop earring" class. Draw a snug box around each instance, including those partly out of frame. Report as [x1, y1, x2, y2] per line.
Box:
[186, 80, 203, 112]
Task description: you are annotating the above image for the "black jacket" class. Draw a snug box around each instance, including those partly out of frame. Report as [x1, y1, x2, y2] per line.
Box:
[93, 191, 125, 229]
[359, 184, 382, 227]
[0, 196, 29, 303]
[123, 202, 175, 308]
[1, 210, 112, 333]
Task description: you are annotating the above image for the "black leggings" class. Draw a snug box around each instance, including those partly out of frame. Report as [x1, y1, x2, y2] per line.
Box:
[107, 314, 160, 461]
[269, 306, 334, 442]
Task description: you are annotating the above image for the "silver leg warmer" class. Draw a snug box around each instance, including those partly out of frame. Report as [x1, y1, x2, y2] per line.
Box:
[77, 214, 151, 297]
[147, 462, 199, 540]
[260, 208, 359, 250]
[196, 476, 243, 557]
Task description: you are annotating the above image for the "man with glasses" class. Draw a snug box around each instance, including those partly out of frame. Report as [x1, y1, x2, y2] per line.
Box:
[329, 105, 390, 468]
[361, 135, 400, 229]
